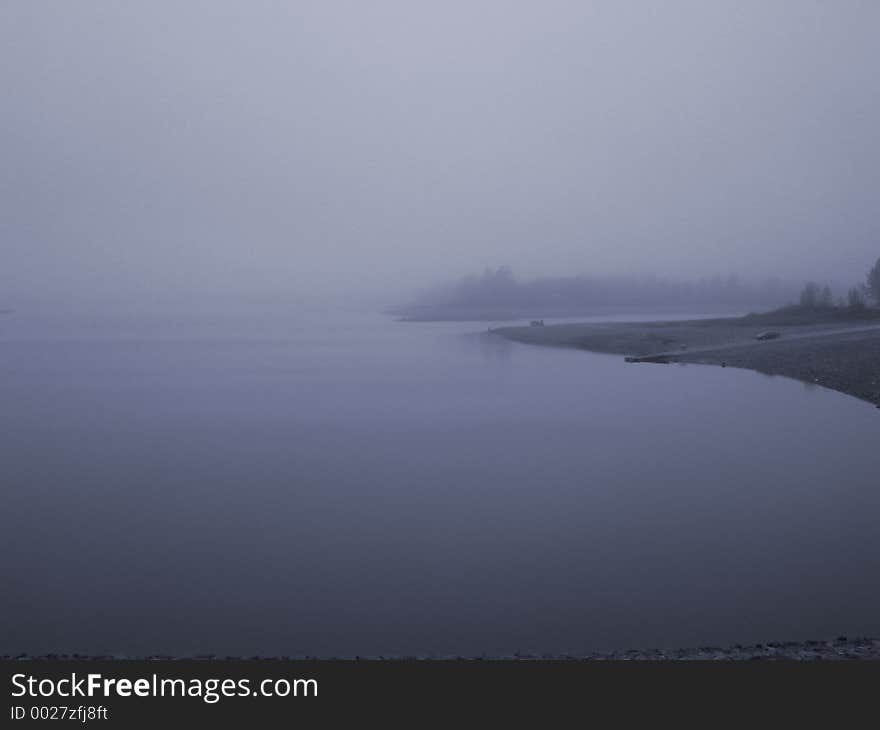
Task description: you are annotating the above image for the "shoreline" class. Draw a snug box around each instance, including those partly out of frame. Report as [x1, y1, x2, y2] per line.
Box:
[493, 313, 880, 407]
[4, 637, 878, 661]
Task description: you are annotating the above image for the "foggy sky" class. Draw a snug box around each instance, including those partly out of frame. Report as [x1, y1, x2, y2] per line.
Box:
[2, 1, 878, 307]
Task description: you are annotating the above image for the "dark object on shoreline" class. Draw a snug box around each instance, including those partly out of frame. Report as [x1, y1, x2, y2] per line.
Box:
[624, 354, 671, 364]
[756, 331, 782, 340]
[530, 319, 545, 327]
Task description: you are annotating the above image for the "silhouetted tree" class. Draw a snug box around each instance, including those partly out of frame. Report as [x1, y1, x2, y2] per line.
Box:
[847, 286, 866, 310]
[799, 281, 821, 308]
[867, 257, 880, 305]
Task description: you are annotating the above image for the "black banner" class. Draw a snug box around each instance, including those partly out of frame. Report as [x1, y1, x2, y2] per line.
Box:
[3, 659, 877, 726]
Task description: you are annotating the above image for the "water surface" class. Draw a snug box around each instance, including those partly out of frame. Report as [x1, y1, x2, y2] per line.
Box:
[2, 310, 879, 656]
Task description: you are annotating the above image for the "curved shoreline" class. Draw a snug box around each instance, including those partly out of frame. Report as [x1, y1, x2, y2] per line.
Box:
[493, 316, 880, 407]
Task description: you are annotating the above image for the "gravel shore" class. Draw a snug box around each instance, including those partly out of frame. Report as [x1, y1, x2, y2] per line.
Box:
[5, 637, 879, 661]
[494, 314, 880, 407]
[567, 636, 880, 661]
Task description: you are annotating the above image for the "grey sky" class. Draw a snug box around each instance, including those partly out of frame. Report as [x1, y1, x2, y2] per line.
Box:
[2, 1, 878, 305]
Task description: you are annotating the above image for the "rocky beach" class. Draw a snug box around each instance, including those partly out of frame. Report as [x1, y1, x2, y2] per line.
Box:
[494, 310, 880, 407]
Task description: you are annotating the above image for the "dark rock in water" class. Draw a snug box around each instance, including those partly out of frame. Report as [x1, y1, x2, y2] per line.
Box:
[755, 331, 782, 340]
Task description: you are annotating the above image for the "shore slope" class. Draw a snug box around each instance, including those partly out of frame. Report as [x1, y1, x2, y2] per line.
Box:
[494, 313, 880, 406]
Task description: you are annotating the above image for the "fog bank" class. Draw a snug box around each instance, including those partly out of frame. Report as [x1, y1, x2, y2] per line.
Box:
[3, 2, 878, 308]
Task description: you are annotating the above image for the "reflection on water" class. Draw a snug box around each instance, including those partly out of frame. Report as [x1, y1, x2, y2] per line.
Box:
[459, 331, 515, 364]
[2, 310, 879, 657]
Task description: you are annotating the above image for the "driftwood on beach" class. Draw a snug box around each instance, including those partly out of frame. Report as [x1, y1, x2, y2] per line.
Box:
[624, 354, 671, 364]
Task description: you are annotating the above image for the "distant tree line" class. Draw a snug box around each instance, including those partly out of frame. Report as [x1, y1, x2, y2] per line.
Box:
[408, 267, 799, 313]
[402, 257, 880, 317]
[797, 256, 880, 312]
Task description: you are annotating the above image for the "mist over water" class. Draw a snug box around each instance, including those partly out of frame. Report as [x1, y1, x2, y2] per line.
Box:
[3, 310, 879, 657]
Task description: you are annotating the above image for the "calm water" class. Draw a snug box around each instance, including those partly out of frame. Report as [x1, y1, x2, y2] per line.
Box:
[3, 309, 880, 656]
